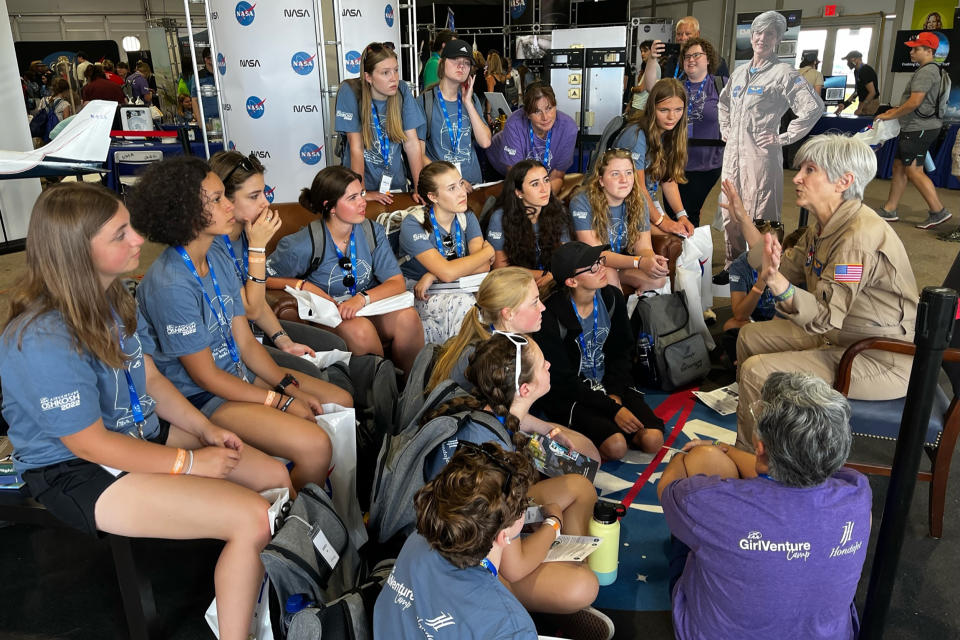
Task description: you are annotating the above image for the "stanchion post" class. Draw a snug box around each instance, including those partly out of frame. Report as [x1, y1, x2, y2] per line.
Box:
[860, 286, 957, 638]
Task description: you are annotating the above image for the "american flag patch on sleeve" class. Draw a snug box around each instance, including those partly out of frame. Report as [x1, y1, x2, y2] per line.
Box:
[834, 264, 863, 283]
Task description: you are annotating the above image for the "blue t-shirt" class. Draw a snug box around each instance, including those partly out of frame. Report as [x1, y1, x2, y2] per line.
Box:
[399, 211, 483, 280]
[574, 294, 611, 383]
[417, 89, 485, 185]
[373, 532, 538, 640]
[425, 415, 515, 481]
[335, 82, 425, 191]
[728, 251, 776, 322]
[188, 69, 219, 120]
[613, 125, 660, 196]
[0, 309, 160, 472]
[485, 208, 570, 268]
[569, 191, 649, 254]
[136, 246, 249, 401]
[210, 233, 249, 288]
[266, 221, 400, 297]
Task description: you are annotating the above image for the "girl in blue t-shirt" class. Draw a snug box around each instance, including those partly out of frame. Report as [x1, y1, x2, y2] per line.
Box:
[421, 334, 601, 615]
[129, 157, 348, 491]
[400, 161, 494, 343]
[571, 148, 670, 292]
[265, 166, 425, 374]
[334, 42, 426, 206]
[0, 183, 290, 640]
[486, 159, 574, 290]
[209, 151, 354, 370]
[614, 79, 696, 238]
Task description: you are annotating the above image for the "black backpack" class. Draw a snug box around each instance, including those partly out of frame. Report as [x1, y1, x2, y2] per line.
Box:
[630, 292, 710, 391]
[300, 218, 378, 282]
[29, 97, 62, 142]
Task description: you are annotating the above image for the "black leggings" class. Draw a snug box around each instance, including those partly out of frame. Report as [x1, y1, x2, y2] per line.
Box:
[664, 167, 722, 228]
[569, 387, 664, 448]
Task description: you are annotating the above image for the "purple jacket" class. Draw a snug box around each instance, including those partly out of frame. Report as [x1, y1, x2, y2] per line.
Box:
[487, 108, 578, 176]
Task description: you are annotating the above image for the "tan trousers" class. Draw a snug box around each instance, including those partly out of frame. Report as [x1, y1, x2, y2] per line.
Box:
[735, 319, 912, 451]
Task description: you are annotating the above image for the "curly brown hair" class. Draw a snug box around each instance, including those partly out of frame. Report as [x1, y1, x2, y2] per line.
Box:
[415, 442, 534, 568]
[680, 37, 719, 76]
[496, 159, 573, 270]
[578, 148, 648, 252]
[127, 156, 211, 246]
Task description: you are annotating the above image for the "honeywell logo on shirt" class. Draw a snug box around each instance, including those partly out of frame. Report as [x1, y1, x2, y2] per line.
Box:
[572, 209, 588, 219]
[412, 232, 430, 242]
[337, 110, 354, 121]
[738, 530, 811, 561]
[488, 231, 503, 240]
[40, 390, 81, 412]
[503, 146, 517, 157]
[386, 571, 414, 610]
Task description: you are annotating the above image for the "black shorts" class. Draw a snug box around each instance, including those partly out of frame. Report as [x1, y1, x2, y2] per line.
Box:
[568, 387, 664, 448]
[896, 129, 939, 165]
[21, 419, 170, 536]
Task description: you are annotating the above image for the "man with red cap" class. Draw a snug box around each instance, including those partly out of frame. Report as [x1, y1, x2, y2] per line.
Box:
[875, 31, 951, 230]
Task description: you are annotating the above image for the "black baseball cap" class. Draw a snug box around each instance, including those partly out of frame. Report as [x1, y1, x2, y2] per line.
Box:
[550, 241, 608, 284]
[441, 39, 473, 60]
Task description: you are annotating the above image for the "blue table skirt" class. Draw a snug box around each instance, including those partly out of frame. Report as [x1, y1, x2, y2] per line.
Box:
[105, 141, 223, 191]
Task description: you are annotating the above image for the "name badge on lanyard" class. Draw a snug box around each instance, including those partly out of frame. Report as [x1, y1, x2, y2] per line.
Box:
[379, 173, 393, 194]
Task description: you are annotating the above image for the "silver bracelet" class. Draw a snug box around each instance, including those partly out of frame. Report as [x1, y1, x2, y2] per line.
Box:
[185, 449, 195, 475]
[248, 247, 266, 254]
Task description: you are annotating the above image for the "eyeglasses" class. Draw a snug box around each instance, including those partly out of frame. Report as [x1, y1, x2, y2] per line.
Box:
[754, 220, 784, 231]
[455, 440, 516, 496]
[682, 52, 705, 62]
[573, 256, 607, 277]
[491, 331, 528, 393]
[222, 153, 258, 185]
[338, 256, 356, 289]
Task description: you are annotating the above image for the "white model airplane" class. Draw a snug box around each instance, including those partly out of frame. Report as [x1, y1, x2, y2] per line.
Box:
[0, 100, 117, 179]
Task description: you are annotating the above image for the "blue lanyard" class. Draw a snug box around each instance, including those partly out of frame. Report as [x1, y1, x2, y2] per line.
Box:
[528, 124, 552, 168]
[609, 204, 624, 254]
[371, 103, 391, 165]
[429, 207, 464, 258]
[437, 91, 463, 153]
[479, 557, 498, 577]
[221, 232, 248, 284]
[685, 78, 707, 117]
[571, 293, 600, 382]
[329, 225, 359, 296]
[174, 247, 244, 378]
[113, 313, 147, 439]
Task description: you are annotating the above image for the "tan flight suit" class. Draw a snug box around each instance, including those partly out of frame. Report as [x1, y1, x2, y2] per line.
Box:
[735, 199, 918, 451]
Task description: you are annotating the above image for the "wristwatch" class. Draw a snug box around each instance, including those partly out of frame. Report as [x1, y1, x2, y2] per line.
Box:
[361, 292, 372, 306]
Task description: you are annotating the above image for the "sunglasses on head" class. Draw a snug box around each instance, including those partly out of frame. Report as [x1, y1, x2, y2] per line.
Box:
[573, 255, 607, 277]
[366, 42, 396, 54]
[455, 440, 517, 496]
[222, 153, 258, 185]
[491, 331, 528, 393]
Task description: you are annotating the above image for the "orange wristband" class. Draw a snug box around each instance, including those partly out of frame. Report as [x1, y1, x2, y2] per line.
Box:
[170, 448, 187, 474]
[751, 285, 764, 295]
[547, 426, 562, 439]
[248, 254, 266, 263]
[295, 279, 305, 290]
[264, 390, 277, 406]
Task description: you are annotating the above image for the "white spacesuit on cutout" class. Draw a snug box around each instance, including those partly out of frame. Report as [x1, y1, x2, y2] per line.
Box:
[718, 10, 824, 264]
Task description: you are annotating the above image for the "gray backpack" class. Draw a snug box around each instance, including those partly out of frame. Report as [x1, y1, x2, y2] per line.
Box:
[630, 291, 710, 391]
[261, 484, 362, 637]
[394, 343, 443, 434]
[369, 390, 509, 544]
[286, 559, 395, 640]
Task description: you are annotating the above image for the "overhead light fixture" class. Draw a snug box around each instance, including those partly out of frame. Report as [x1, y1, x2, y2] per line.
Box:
[885, 14, 896, 19]
[122, 36, 142, 52]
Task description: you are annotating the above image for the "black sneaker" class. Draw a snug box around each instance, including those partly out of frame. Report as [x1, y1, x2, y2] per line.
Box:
[712, 269, 730, 285]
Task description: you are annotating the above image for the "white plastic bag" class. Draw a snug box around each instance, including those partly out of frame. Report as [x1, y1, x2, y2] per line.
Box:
[852, 119, 900, 148]
[205, 575, 273, 640]
[300, 349, 352, 369]
[316, 403, 368, 549]
[673, 226, 716, 350]
[285, 287, 415, 328]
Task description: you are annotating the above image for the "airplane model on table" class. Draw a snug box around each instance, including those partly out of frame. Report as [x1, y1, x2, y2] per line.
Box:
[0, 100, 116, 179]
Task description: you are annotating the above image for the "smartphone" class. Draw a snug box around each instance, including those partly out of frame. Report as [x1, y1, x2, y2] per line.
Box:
[663, 42, 681, 57]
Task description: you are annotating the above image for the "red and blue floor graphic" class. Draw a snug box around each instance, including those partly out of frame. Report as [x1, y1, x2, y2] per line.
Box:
[591, 388, 738, 612]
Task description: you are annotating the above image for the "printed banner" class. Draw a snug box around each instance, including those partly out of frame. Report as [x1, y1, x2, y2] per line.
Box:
[207, 0, 326, 204]
[337, 0, 402, 79]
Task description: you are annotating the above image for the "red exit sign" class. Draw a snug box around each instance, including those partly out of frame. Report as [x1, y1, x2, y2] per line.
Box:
[823, 4, 838, 16]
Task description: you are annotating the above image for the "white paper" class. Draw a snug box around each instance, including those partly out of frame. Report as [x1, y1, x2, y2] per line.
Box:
[424, 272, 488, 294]
[543, 535, 602, 562]
[692, 382, 740, 416]
[356, 291, 415, 316]
[300, 349, 352, 369]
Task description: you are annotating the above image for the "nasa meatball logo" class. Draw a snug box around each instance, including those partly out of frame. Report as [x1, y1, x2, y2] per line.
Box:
[345, 50, 362, 74]
[291, 51, 317, 75]
[228, 140, 237, 150]
[264, 184, 276, 203]
[246, 96, 266, 119]
[384, 4, 395, 27]
[216, 53, 226, 75]
[300, 143, 324, 165]
[235, 1, 255, 25]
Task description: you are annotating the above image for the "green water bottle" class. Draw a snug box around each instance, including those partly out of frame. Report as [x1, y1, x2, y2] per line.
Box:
[588, 500, 627, 586]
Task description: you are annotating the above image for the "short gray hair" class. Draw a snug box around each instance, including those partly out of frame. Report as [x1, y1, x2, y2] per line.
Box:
[751, 10, 787, 42]
[755, 372, 852, 487]
[794, 134, 877, 201]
